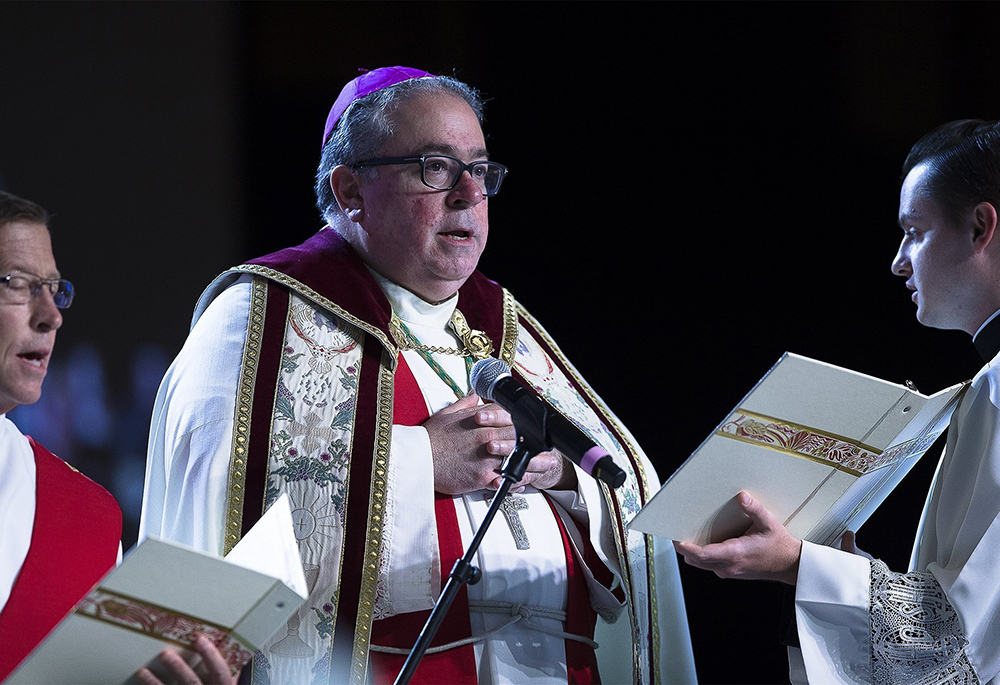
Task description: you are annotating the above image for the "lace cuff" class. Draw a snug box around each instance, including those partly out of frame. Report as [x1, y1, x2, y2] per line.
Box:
[870, 560, 979, 684]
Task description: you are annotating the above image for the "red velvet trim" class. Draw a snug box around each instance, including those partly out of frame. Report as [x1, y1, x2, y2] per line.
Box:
[330, 335, 387, 683]
[369, 356, 478, 684]
[0, 439, 121, 680]
[240, 281, 289, 538]
[243, 228, 508, 358]
[543, 495, 600, 685]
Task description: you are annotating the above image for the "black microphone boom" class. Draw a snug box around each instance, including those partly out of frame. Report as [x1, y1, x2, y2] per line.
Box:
[470, 358, 627, 488]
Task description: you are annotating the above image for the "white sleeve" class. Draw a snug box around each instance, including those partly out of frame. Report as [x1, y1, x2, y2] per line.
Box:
[794, 541, 872, 684]
[795, 541, 978, 684]
[139, 280, 250, 556]
[0, 419, 35, 613]
[794, 363, 1000, 684]
[373, 424, 439, 618]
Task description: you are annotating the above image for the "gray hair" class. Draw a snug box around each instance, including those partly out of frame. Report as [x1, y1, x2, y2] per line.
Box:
[314, 75, 485, 225]
[0, 190, 50, 231]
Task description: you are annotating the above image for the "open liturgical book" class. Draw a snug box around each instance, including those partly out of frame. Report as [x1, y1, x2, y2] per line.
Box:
[629, 353, 968, 546]
[8, 495, 309, 684]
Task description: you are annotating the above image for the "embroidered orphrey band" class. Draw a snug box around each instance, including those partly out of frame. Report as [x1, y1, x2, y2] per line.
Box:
[223, 277, 268, 555]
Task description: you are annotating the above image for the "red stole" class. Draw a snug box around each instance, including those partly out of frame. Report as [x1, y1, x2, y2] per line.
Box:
[369, 356, 478, 684]
[0, 438, 121, 680]
[369, 358, 601, 684]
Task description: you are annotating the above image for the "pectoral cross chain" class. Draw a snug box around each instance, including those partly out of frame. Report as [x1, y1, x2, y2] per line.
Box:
[485, 493, 530, 550]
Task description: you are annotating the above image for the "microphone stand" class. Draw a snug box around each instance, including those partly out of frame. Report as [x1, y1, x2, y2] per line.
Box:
[392, 431, 546, 685]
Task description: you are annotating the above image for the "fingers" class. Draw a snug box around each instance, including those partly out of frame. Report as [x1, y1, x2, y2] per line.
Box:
[477, 404, 516, 457]
[522, 451, 561, 473]
[474, 403, 513, 427]
[519, 452, 565, 491]
[440, 392, 481, 415]
[839, 530, 874, 560]
[448, 397, 518, 456]
[673, 538, 737, 571]
[154, 648, 202, 685]
[498, 452, 575, 492]
[485, 436, 516, 458]
[136, 667, 164, 685]
[673, 493, 802, 584]
[194, 635, 237, 684]
[135, 636, 237, 685]
[737, 491, 779, 530]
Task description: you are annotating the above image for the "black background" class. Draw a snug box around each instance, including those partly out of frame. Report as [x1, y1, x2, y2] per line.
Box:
[2, 3, 998, 683]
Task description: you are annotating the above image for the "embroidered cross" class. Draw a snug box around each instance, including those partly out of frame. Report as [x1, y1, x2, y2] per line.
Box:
[285, 411, 337, 454]
[485, 492, 530, 550]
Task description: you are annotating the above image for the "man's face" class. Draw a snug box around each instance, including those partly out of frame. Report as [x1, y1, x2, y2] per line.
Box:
[0, 221, 63, 414]
[892, 163, 980, 333]
[348, 91, 490, 303]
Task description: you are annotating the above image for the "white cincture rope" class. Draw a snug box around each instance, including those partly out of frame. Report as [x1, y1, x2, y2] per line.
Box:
[368, 600, 600, 655]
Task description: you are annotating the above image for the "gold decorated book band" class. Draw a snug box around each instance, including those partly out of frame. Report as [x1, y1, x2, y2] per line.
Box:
[75, 588, 253, 674]
[717, 409, 905, 477]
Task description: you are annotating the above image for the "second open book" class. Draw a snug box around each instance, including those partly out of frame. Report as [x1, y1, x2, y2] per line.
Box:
[629, 353, 968, 546]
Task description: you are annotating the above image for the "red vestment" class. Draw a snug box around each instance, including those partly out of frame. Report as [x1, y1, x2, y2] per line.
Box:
[0, 438, 121, 681]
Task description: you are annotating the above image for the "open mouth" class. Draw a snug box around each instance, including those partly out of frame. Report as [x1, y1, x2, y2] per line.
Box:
[18, 351, 47, 368]
[441, 229, 472, 241]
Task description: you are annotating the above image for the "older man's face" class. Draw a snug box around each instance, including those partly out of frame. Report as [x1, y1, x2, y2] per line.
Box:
[349, 91, 490, 303]
[0, 221, 62, 414]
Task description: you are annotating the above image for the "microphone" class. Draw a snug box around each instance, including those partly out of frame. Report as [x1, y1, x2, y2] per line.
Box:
[470, 358, 627, 488]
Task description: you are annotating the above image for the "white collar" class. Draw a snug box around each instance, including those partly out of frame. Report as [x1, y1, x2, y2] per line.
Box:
[368, 269, 458, 328]
[973, 307, 1000, 343]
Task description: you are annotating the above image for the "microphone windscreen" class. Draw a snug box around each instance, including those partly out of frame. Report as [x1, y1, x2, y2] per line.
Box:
[470, 358, 511, 400]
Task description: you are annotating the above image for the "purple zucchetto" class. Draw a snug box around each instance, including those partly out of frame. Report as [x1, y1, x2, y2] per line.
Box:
[321, 66, 436, 149]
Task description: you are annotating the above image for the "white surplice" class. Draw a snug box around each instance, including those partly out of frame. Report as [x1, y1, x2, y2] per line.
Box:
[791, 349, 1000, 684]
[0, 415, 36, 615]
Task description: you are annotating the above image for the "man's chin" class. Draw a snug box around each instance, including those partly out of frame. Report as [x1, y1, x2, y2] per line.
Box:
[917, 308, 968, 333]
[916, 306, 945, 330]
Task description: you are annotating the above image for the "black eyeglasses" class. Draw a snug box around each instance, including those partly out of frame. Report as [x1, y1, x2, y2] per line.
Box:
[0, 271, 75, 309]
[353, 154, 508, 197]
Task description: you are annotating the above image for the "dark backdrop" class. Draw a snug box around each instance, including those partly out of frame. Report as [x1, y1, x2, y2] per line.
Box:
[1, 2, 997, 683]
